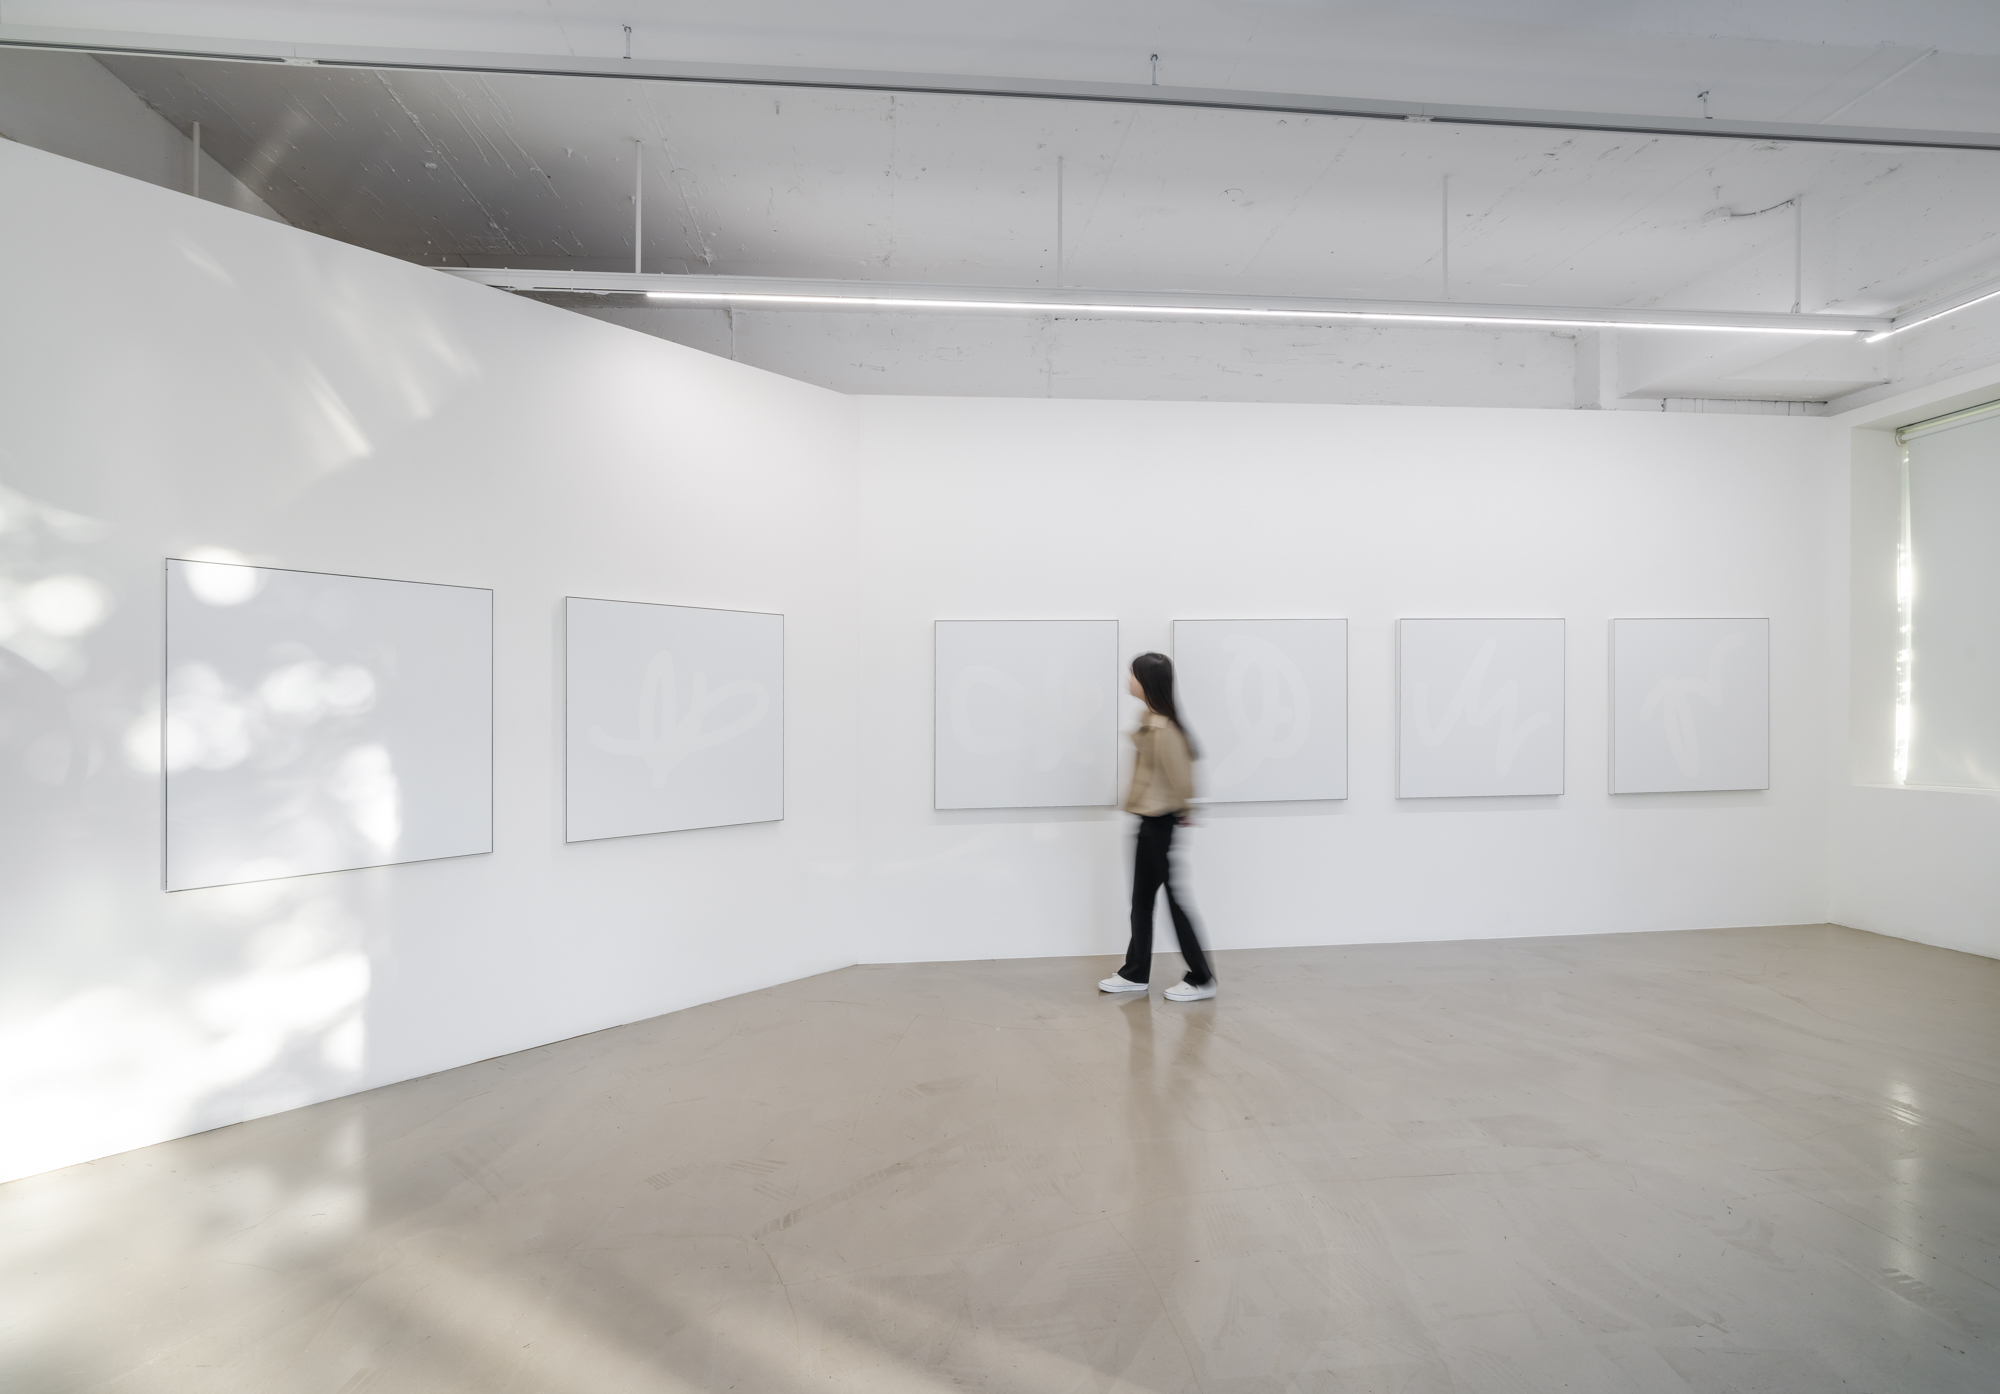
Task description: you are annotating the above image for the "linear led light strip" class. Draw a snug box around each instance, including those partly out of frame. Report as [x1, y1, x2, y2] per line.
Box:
[640, 288, 1862, 336]
[441, 269, 1893, 335]
[1866, 278, 2000, 343]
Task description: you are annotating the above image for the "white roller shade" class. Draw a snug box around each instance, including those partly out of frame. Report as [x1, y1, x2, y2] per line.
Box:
[1902, 406, 2000, 790]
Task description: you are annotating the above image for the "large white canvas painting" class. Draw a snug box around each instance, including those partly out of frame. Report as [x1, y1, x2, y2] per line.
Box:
[565, 598, 783, 841]
[1611, 618, 1769, 793]
[935, 619, 1117, 810]
[1173, 618, 1347, 802]
[1398, 618, 1565, 798]
[164, 559, 492, 891]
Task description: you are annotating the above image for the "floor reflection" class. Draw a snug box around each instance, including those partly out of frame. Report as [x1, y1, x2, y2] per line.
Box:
[3, 925, 1998, 1393]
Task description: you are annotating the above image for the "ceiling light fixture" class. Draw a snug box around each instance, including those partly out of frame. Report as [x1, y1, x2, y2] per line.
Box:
[440, 270, 1882, 336]
[1864, 275, 2000, 343]
[637, 287, 1865, 335]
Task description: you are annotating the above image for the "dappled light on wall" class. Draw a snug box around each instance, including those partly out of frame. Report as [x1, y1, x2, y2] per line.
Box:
[0, 485, 117, 686]
[164, 658, 404, 868]
[180, 551, 266, 606]
[0, 506, 388, 1188]
[0, 873, 372, 1184]
[161, 228, 488, 479]
[163, 559, 491, 891]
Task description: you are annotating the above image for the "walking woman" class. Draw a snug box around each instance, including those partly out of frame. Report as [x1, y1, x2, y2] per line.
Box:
[1099, 652, 1217, 1001]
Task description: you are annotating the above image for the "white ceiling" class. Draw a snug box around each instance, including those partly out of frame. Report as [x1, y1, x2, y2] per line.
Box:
[17, 2, 2000, 404]
[22, 2, 2000, 119]
[93, 51, 2000, 317]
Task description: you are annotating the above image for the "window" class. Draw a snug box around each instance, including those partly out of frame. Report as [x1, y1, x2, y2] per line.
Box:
[1898, 402, 2000, 790]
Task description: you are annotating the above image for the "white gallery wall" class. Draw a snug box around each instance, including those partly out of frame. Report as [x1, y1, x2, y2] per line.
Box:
[855, 397, 1839, 966]
[0, 140, 861, 1183]
[8, 133, 1992, 1186]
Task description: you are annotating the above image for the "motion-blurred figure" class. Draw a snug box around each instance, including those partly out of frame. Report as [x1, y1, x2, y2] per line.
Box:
[1099, 652, 1216, 1001]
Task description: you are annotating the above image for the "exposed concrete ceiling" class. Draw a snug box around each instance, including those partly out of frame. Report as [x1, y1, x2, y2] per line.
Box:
[93, 54, 2000, 317]
[16, 3, 2000, 407]
[22, 1, 2000, 122]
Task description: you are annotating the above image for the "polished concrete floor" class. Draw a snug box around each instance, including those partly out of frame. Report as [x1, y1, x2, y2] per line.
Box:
[5, 924, 1999, 1392]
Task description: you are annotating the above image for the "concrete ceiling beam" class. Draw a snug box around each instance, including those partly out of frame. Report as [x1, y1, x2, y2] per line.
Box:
[7, 25, 2000, 153]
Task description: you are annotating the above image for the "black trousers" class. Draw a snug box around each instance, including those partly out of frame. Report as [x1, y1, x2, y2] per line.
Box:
[1119, 813, 1214, 986]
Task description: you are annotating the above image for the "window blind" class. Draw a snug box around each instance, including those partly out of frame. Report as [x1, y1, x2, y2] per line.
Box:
[1898, 403, 2000, 790]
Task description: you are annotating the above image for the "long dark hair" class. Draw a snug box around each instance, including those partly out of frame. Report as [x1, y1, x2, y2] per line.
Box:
[1131, 652, 1197, 757]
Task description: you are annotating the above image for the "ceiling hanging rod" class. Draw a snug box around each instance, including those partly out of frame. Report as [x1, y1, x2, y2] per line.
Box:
[4, 26, 2000, 152]
[438, 269, 1886, 336]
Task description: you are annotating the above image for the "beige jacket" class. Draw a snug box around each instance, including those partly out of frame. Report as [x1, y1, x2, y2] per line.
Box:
[1124, 711, 1197, 815]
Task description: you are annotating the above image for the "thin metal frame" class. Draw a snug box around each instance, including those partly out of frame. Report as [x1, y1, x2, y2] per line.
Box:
[1169, 617, 1350, 805]
[933, 618, 1120, 811]
[1606, 617, 1772, 795]
[561, 594, 786, 844]
[1395, 617, 1567, 800]
[161, 557, 496, 892]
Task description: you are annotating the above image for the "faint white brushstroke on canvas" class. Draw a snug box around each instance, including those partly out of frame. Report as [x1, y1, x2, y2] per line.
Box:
[1211, 634, 1311, 787]
[952, 660, 1102, 771]
[1641, 632, 1744, 777]
[591, 649, 769, 786]
[1414, 638, 1551, 775]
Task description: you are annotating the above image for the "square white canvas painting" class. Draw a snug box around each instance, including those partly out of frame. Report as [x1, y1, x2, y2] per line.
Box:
[164, 559, 492, 891]
[565, 598, 783, 841]
[1399, 618, 1565, 798]
[1173, 618, 1347, 802]
[935, 619, 1117, 809]
[1611, 618, 1769, 793]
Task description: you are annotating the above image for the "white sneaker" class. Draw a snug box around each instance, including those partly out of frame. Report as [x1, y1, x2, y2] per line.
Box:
[1098, 975, 1149, 994]
[1164, 980, 1216, 1001]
